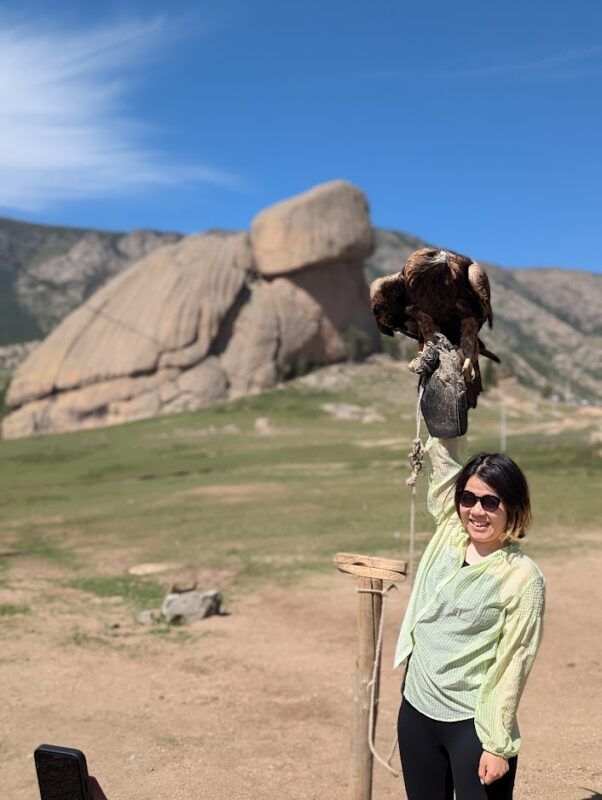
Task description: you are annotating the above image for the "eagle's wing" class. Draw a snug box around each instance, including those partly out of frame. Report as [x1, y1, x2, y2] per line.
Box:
[467, 261, 493, 327]
[370, 272, 407, 337]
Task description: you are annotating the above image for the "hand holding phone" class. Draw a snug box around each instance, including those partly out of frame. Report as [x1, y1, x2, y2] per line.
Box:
[87, 776, 109, 800]
[34, 744, 89, 800]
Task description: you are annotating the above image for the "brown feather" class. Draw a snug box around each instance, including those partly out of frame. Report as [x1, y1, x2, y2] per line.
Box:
[370, 272, 407, 337]
[478, 338, 500, 363]
[467, 261, 493, 327]
[369, 247, 498, 409]
[465, 362, 483, 409]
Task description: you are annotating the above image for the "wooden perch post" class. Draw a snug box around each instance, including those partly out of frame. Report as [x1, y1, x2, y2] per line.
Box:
[334, 553, 407, 800]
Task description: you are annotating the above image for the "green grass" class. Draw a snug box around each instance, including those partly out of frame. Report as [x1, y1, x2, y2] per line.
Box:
[13, 531, 78, 567]
[149, 625, 195, 642]
[0, 603, 30, 616]
[68, 630, 107, 648]
[64, 575, 165, 610]
[0, 362, 600, 600]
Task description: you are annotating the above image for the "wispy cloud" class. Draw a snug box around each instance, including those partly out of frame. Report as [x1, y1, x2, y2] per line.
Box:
[446, 44, 602, 80]
[355, 44, 602, 84]
[0, 15, 241, 211]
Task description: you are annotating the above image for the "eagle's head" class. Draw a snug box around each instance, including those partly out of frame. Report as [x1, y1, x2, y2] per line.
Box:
[405, 247, 470, 293]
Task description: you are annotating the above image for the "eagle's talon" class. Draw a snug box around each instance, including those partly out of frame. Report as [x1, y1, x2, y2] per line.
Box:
[462, 357, 476, 383]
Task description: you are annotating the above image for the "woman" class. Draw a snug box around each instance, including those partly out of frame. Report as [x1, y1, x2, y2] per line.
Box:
[395, 434, 545, 800]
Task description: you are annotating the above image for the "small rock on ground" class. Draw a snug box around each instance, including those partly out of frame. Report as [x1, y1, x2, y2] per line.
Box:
[136, 610, 160, 625]
[161, 590, 222, 624]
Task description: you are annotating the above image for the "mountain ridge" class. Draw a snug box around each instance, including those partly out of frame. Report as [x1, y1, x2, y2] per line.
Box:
[1, 216, 600, 404]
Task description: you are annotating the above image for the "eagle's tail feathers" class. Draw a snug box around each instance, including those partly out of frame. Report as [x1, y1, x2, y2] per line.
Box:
[477, 339, 501, 363]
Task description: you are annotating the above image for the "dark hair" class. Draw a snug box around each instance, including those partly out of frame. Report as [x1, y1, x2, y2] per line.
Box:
[454, 453, 532, 541]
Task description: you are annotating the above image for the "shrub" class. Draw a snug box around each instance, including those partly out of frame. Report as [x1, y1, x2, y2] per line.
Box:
[342, 325, 373, 363]
[482, 359, 499, 390]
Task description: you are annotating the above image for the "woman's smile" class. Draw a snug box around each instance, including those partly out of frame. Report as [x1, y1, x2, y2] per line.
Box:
[459, 475, 508, 549]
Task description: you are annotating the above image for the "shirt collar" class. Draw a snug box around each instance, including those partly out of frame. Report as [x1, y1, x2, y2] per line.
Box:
[457, 531, 520, 562]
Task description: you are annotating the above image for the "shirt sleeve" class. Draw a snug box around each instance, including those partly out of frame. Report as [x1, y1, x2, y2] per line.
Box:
[425, 435, 465, 525]
[474, 576, 546, 758]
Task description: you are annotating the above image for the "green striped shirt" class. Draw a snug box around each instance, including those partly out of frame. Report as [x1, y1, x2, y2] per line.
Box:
[394, 436, 546, 758]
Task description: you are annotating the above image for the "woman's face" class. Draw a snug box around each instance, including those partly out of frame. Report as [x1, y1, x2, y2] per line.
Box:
[459, 474, 509, 547]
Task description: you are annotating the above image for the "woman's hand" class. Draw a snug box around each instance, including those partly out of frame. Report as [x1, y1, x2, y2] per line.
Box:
[478, 751, 509, 785]
[87, 776, 109, 800]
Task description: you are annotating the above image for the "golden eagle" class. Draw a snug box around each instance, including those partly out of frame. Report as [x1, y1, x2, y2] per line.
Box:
[370, 247, 499, 408]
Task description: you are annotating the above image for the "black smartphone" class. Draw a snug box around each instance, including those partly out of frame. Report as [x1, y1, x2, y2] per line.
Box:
[34, 744, 89, 800]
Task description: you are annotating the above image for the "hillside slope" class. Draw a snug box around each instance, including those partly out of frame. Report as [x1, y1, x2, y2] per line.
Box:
[0, 217, 181, 344]
[366, 229, 602, 403]
[0, 217, 600, 404]
[2, 182, 379, 437]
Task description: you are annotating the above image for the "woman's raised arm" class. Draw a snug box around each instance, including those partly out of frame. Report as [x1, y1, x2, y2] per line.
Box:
[425, 435, 466, 526]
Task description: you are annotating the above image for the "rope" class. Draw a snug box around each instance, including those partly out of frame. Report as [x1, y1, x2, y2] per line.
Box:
[354, 386, 426, 780]
[356, 583, 401, 777]
[348, 382, 427, 781]
[405, 384, 425, 586]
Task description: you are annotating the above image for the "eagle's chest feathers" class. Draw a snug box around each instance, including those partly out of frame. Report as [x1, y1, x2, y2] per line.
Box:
[407, 264, 467, 321]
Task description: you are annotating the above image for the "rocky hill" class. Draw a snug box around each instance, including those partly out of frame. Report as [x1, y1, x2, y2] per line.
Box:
[365, 229, 602, 404]
[1, 189, 600, 437]
[2, 182, 378, 438]
[0, 217, 181, 344]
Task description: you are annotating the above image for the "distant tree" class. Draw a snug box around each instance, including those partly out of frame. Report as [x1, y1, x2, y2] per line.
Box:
[400, 337, 420, 362]
[0, 377, 7, 419]
[379, 333, 401, 360]
[378, 333, 421, 362]
[482, 359, 498, 390]
[342, 325, 373, 363]
[541, 383, 553, 399]
[281, 356, 312, 381]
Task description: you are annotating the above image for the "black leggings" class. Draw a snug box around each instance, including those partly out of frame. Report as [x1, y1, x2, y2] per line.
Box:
[397, 699, 518, 800]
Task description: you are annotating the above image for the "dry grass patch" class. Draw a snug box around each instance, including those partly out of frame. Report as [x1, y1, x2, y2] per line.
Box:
[181, 482, 291, 503]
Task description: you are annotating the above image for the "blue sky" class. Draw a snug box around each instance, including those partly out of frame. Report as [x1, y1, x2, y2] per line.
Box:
[1, 0, 601, 271]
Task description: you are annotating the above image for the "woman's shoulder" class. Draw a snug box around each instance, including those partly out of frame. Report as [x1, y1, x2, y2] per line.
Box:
[505, 546, 546, 590]
[498, 547, 545, 615]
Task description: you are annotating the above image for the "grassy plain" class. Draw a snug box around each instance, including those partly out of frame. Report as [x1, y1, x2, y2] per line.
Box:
[1, 359, 601, 800]
[0, 359, 600, 616]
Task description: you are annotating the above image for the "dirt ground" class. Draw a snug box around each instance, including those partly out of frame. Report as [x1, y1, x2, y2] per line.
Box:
[1, 551, 601, 800]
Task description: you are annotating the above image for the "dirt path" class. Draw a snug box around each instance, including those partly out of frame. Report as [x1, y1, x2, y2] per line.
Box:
[1, 552, 601, 800]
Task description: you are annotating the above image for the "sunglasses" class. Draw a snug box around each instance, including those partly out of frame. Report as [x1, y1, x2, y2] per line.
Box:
[459, 490, 501, 513]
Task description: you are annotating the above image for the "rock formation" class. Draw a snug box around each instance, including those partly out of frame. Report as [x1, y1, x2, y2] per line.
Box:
[0, 222, 181, 342]
[251, 180, 373, 275]
[3, 181, 378, 438]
